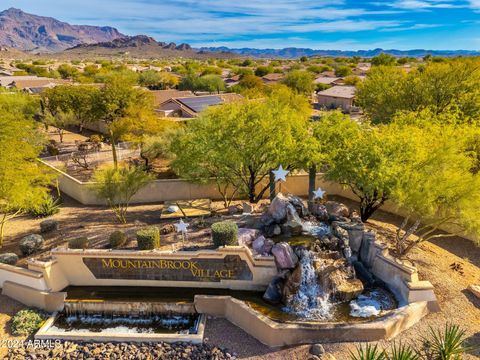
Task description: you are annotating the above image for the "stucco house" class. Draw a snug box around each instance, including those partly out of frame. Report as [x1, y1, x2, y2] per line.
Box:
[316, 85, 356, 112]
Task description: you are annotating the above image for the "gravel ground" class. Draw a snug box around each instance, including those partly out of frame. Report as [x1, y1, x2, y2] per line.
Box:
[0, 196, 478, 359]
[0, 295, 27, 359]
[6, 341, 232, 360]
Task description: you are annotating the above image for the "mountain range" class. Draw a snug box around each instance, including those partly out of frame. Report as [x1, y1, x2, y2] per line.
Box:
[0, 8, 124, 52]
[199, 47, 480, 59]
[0, 8, 479, 58]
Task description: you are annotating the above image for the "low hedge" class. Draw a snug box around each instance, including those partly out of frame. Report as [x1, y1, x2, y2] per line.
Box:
[136, 226, 160, 250]
[109, 231, 127, 249]
[11, 309, 46, 336]
[211, 221, 238, 247]
[68, 237, 89, 249]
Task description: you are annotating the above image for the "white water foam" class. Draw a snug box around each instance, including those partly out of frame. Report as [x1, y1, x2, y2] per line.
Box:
[284, 250, 333, 320]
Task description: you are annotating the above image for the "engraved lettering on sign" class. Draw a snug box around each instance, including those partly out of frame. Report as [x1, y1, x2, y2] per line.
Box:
[83, 255, 252, 282]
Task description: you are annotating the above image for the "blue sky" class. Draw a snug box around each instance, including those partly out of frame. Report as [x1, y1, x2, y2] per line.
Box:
[3, 0, 480, 50]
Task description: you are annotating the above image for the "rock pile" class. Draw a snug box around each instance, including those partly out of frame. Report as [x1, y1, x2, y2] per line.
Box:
[235, 193, 372, 317]
[7, 341, 232, 360]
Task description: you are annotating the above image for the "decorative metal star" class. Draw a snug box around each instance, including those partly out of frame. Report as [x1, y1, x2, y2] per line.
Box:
[313, 188, 326, 200]
[272, 165, 289, 182]
[174, 219, 188, 233]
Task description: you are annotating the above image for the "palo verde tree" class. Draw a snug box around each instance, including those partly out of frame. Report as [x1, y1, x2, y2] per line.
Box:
[357, 60, 480, 124]
[0, 91, 53, 247]
[282, 70, 314, 94]
[171, 85, 311, 204]
[390, 121, 480, 256]
[323, 122, 426, 222]
[42, 85, 103, 133]
[310, 111, 361, 205]
[100, 72, 153, 168]
[91, 165, 153, 223]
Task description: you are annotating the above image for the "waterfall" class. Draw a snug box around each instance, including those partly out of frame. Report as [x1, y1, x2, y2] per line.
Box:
[284, 250, 333, 320]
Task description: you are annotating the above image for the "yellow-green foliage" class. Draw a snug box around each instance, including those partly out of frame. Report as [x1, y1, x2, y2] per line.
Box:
[171, 85, 311, 203]
[357, 60, 480, 124]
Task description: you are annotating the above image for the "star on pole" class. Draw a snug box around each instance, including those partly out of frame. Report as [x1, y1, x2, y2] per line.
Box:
[272, 165, 289, 182]
[312, 188, 326, 200]
[174, 219, 188, 234]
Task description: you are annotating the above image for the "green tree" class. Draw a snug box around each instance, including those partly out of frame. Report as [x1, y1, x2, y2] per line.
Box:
[42, 85, 103, 133]
[335, 65, 352, 77]
[57, 64, 79, 80]
[41, 88, 78, 143]
[91, 165, 153, 223]
[139, 70, 163, 89]
[254, 66, 273, 77]
[199, 75, 225, 94]
[371, 53, 396, 66]
[171, 86, 311, 204]
[391, 123, 480, 255]
[0, 94, 53, 246]
[357, 61, 480, 124]
[283, 70, 314, 94]
[323, 122, 425, 222]
[100, 72, 153, 168]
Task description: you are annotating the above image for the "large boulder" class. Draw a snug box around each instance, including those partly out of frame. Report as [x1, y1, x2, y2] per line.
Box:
[325, 201, 350, 219]
[309, 203, 329, 222]
[40, 219, 59, 233]
[237, 228, 259, 247]
[287, 195, 308, 218]
[272, 242, 298, 269]
[0, 253, 19, 266]
[281, 220, 303, 236]
[19, 234, 44, 256]
[333, 278, 364, 302]
[280, 204, 303, 236]
[282, 264, 303, 303]
[267, 193, 290, 223]
[316, 258, 364, 302]
[252, 236, 274, 255]
[263, 275, 286, 304]
[263, 223, 281, 237]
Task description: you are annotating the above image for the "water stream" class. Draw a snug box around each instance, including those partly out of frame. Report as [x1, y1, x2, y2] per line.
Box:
[283, 250, 333, 320]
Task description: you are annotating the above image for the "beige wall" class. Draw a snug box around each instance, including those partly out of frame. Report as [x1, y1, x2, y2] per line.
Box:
[48, 246, 277, 291]
[0, 263, 49, 290]
[194, 295, 431, 346]
[317, 95, 353, 111]
[38, 161, 479, 243]
[1, 281, 66, 312]
[39, 163, 352, 206]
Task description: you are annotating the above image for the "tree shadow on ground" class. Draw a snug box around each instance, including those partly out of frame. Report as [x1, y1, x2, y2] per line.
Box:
[466, 331, 480, 357]
[461, 289, 480, 309]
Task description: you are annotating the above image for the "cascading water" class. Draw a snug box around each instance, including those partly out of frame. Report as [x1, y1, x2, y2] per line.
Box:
[283, 250, 333, 320]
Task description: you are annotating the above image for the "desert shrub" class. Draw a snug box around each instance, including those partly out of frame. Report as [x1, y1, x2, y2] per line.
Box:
[68, 237, 89, 249]
[136, 226, 160, 250]
[46, 143, 59, 156]
[11, 309, 46, 335]
[29, 196, 61, 218]
[211, 221, 238, 247]
[421, 323, 474, 360]
[387, 342, 420, 360]
[350, 344, 385, 360]
[109, 230, 127, 248]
